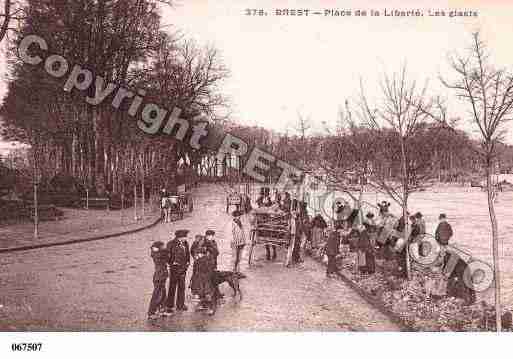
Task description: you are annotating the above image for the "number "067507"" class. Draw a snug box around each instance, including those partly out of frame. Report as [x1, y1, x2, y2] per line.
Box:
[11, 343, 43, 351]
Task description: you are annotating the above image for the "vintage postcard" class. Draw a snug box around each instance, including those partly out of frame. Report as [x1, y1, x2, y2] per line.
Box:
[1, 0, 512, 357]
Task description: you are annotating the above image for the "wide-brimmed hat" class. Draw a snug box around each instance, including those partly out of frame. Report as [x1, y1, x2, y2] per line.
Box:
[205, 230, 215, 236]
[175, 229, 189, 238]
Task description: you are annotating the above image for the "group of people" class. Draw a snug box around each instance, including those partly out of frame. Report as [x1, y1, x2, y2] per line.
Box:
[150, 182, 467, 321]
[148, 209, 248, 320]
[148, 229, 194, 320]
[323, 200, 455, 280]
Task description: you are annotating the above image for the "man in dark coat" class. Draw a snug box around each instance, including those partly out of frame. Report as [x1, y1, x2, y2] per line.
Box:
[358, 223, 376, 274]
[435, 213, 453, 248]
[325, 231, 341, 277]
[166, 229, 190, 312]
[280, 192, 292, 213]
[442, 250, 476, 305]
[148, 241, 170, 319]
[415, 212, 426, 235]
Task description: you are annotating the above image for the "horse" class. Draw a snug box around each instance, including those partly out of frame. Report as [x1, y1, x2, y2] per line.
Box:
[161, 197, 170, 223]
[161, 196, 178, 223]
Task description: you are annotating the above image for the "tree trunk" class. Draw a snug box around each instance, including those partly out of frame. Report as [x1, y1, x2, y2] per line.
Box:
[486, 162, 502, 332]
[403, 195, 410, 279]
[0, 0, 11, 44]
[400, 137, 411, 279]
[134, 184, 138, 221]
[71, 132, 77, 177]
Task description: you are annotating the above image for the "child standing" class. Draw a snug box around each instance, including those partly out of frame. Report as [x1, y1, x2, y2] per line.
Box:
[148, 241, 170, 320]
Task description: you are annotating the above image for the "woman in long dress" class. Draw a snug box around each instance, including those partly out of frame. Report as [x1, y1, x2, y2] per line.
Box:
[190, 235, 207, 299]
[192, 247, 216, 314]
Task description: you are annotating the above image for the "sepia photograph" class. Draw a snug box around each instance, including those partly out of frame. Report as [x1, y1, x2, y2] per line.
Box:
[1, 0, 513, 356]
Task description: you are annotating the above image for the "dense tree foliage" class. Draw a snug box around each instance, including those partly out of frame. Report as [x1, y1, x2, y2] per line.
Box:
[0, 0, 228, 197]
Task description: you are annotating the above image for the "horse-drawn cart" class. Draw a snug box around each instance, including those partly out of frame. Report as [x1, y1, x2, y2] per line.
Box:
[247, 207, 297, 267]
[161, 191, 193, 222]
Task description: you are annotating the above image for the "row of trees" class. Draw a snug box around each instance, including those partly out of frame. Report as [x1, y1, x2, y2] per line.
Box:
[1, 0, 228, 197]
[1, 3, 512, 331]
[201, 33, 513, 332]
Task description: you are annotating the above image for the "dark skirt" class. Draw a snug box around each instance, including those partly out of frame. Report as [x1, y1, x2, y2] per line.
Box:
[190, 260, 215, 298]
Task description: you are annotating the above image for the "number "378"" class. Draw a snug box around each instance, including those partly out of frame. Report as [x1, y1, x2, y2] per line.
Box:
[244, 9, 266, 16]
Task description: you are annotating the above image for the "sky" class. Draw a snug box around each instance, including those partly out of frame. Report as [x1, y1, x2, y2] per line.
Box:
[1, 0, 513, 149]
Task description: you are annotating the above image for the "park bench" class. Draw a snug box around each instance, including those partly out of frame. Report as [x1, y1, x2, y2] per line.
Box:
[81, 197, 110, 210]
[27, 204, 64, 221]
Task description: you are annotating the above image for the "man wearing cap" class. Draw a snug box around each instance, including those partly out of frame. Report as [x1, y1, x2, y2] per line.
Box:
[325, 230, 341, 278]
[415, 212, 426, 236]
[165, 229, 190, 312]
[148, 241, 170, 319]
[435, 213, 453, 251]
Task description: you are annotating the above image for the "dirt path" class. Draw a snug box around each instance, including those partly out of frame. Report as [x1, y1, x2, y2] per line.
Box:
[0, 184, 399, 331]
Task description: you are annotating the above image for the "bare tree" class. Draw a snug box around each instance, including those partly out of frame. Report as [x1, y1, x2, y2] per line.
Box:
[0, 0, 12, 43]
[442, 32, 513, 332]
[358, 65, 445, 279]
[320, 100, 377, 206]
[295, 110, 311, 169]
[0, 0, 26, 43]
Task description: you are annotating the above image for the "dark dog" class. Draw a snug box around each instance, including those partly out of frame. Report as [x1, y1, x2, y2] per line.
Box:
[211, 271, 246, 300]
